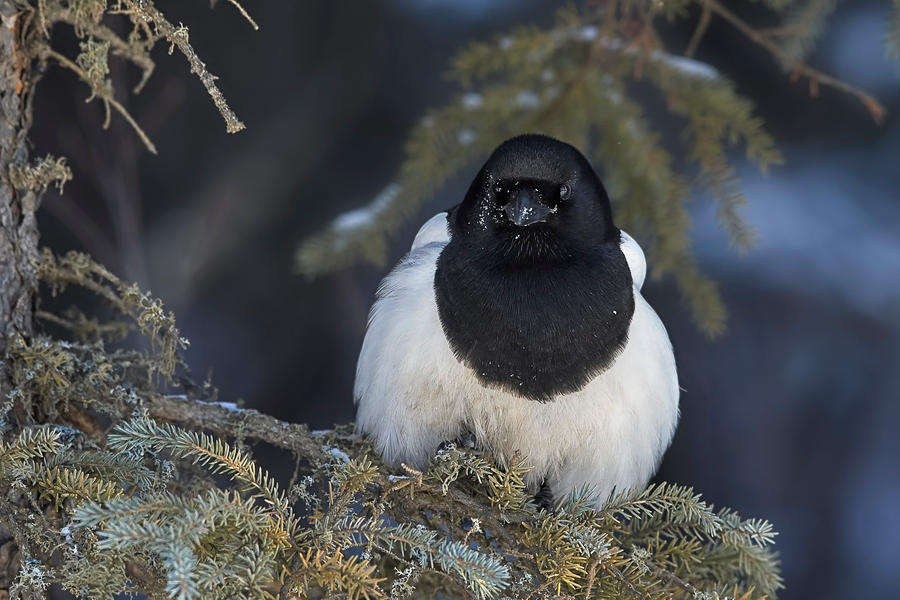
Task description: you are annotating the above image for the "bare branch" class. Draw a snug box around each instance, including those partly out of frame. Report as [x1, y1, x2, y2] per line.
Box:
[704, 0, 886, 123]
[39, 46, 158, 153]
[117, 0, 246, 133]
[685, 3, 712, 58]
[222, 0, 259, 31]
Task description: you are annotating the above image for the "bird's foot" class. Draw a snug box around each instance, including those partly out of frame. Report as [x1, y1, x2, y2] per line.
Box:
[457, 431, 477, 449]
[533, 480, 556, 511]
[436, 431, 477, 454]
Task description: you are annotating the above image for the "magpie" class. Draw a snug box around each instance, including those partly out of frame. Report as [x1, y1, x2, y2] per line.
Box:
[354, 134, 679, 504]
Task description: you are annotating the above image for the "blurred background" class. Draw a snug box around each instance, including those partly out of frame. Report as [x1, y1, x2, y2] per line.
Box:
[30, 1, 899, 599]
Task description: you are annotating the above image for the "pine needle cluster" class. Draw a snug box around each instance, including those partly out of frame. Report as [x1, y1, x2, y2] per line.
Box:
[296, 0, 896, 336]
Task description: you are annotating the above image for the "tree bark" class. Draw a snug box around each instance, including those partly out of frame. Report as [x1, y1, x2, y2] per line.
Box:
[0, 1, 40, 374]
[0, 2, 41, 594]
[0, 0, 40, 390]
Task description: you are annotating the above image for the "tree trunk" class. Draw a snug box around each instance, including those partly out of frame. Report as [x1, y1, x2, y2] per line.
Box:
[0, 2, 41, 594]
[0, 1, 40, 392]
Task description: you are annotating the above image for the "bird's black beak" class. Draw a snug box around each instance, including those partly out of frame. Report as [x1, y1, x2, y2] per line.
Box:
[503, 188, 552, 227]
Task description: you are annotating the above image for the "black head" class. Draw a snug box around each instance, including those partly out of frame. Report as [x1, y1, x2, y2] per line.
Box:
[435, 134, 635, 401]
[450, 134, 617, 265]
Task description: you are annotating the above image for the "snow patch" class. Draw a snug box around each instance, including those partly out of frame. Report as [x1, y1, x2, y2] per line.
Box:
[515, 90, 540, 109]
[461, 92, 483, 109]
[323, 445, 350, 463]
[593, 36, 718, 80]
[331, 183, 403, 233]
[457, 129, 477, 146]
[579, 25, 599, 41]
[653, 52, 718, 79]
[198, 399, 245, 413]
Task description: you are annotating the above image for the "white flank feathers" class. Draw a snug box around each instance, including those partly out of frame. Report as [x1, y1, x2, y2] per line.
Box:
[354, 214, 679, 503]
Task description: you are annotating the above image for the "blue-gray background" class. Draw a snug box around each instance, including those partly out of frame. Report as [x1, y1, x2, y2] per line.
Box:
[33, 1, 900, 598]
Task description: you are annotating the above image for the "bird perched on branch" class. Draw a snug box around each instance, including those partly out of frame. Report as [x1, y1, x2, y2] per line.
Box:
[354, 134, 679, 504]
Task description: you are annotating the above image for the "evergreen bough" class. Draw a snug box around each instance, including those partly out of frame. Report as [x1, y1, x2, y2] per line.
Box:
[296, 1, 896, 336]
[5, 0, 900, 597]
[1, 253, 782, 598]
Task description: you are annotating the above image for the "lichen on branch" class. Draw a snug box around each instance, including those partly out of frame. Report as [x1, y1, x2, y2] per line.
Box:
[31, 0, 256, 153]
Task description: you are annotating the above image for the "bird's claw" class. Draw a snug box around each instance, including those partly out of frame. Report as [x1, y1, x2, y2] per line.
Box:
[437, 431, 477, 454]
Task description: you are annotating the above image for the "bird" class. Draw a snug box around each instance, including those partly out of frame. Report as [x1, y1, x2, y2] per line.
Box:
[354, 134, 679, 504]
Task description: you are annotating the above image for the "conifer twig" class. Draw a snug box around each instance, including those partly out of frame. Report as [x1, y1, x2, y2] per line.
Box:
[605, 563, 651, 600]
[704, 0, 886, 123]
[646, 559, 698, 596]
[39, 47, 158, 154]
[685, 3, 712, 57]
[142, 393, 327, 463]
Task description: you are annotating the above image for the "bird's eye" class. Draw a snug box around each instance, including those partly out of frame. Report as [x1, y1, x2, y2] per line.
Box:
[495, 185, 503, 193]
[559, 184, 571, 200]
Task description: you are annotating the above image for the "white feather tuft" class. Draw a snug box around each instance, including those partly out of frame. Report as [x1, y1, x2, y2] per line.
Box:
[619, 230, 647, 291]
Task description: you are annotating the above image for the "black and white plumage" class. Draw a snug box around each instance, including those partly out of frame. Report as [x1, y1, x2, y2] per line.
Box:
[354, 134, 679, 503]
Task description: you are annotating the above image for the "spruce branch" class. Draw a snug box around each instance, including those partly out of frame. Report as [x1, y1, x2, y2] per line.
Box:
[0, 3, 794, 597]
[0, 427, 60, 473]
[106, 416, 299, 540]
[704, 0, 886, 123]
[141, 391, 328, 464]
[297, 1, 893, 336]
[295, 548, 385, 600]
[34, 465, 123, 507]
[2, 358, 783, 600]
[327, 516, 510, 599]
[295, 5, 746, 336]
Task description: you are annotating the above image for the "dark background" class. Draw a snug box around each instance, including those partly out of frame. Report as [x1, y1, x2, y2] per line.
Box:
[31, 1, 900, 598]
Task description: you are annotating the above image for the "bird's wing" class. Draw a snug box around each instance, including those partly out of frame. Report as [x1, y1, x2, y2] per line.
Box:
[619, 230, 647, 291]
[411, 212, 451, 251]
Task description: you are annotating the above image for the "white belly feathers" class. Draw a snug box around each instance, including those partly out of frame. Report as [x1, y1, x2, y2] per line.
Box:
[354, 219, 679, 502]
